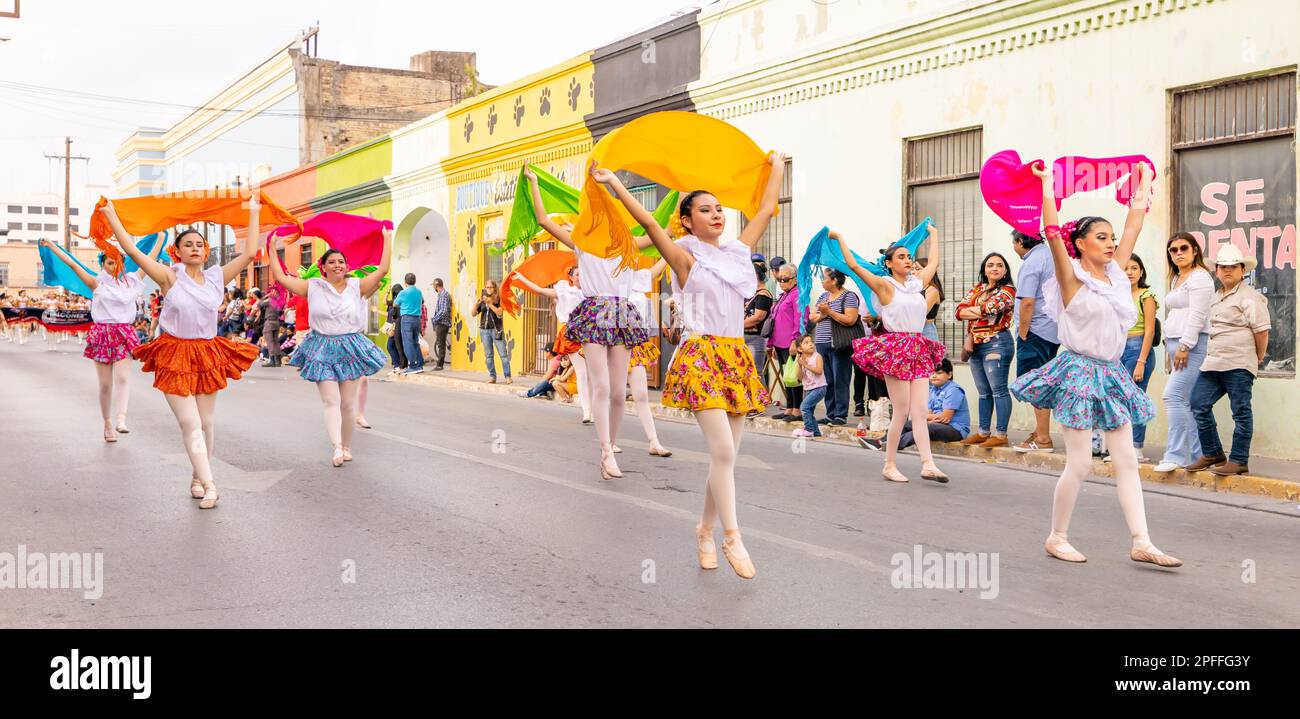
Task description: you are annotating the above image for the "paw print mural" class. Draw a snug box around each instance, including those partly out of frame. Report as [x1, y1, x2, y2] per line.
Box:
[463, 114, 474, 142]
[539, 87, 552, 116]
[504, 331, 516, 363]
[487, 105, 498, 135]
[567, 77, 581, 111]
[513, 95, 526, 126]
[453, 314, 464, 343]
[588, 78, 595, 100]
[456, 251, 467, 273]
[466, 335, 478, 364]
[466, 219, 477, 249]
[503, 248, 519, 275]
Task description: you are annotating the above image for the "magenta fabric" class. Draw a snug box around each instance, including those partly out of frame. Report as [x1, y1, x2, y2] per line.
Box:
[979, 150, 1045, 236]
[271, 211, 392, 271]
[1052, 154, 1156, 210]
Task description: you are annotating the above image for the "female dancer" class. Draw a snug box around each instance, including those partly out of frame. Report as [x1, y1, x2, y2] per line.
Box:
[594, 153, 785, 579]
[836, 226, 949, 483]
[271, 235, 392, 467]
[101, 197, 262, 509]
[39, 236, 165, 441]
[1010, 161, 1181, 567]
[624, 258, 672, 457]
[522, 165, 647, 478]
[510, 264, 594, 424]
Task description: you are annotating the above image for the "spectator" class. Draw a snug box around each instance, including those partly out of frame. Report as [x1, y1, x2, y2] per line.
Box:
[258, 286, 285, 367]
[743, 261, 774, 412]
[860, 359, 970, 451]
[767, 264, 803, 421]
[790, 334, 827, 439]
[429, 278, 452, 371]
[519, 354, 573, 399]
[394, 273, 425, 374]
[1186, 246, 1271, 476]
[753, 252, 780, 298]
[384, 284, 407, 376]
[807, 267, 859, 426]
[1152, 232, 1214, 473]
[473, 279, 510, 384]
[1105, 253, 1158, 462]
[1011, 230, 1060, 454]
[956, 252, 1017, 449]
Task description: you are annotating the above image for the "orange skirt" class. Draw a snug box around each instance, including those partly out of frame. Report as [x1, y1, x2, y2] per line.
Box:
[133, 333, 259, 396]
[553, 323, 584, 356]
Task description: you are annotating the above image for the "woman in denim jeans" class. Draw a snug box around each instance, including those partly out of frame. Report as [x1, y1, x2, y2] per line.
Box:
[1154, 233, 1213, 473]
[807, 268, 859, 426]
[1115, 254, 1158, 462]
[955, 252, 1016, 448]
[473, 280, 511, 384]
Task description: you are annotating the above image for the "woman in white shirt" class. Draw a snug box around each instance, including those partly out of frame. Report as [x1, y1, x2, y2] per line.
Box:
[594, 153, 786, 580]
[271, 236, 392, 468]
[1010, 162, 1181, 568]
[102, 197, 263, 510]
[39, 236, 165, 442]
[1152, 232, 1214, 472]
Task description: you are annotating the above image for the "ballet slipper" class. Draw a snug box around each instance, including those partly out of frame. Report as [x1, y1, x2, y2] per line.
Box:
[103, 421, 118, 444]
[696, 524, 718, 570]
[191, 475, 205, 499]
[1044, 535, 1087, 563]
[198, 481, 220, 509]
[115, 415, 130, 434]
[332, 445, 346, 468]
[599, 449, 622, 480]
[881, 465, 910, 483]
[1130, 542, 1182, 568]
[721, 530, 755, 579]
[341, 447, 353, 462]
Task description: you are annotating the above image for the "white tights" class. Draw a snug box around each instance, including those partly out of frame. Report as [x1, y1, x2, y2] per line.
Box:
[628, 365, 661, 447]
[163, 393, 218, 485]
[317, 380, 360, 449]
[569, 353, 592, 421]
[94, 360, 131, 423]
[1053, 425, 1157, 550]
[884, 376, 936, 468]
[697, 409, 745, 531]
[581, 343, 631, 455]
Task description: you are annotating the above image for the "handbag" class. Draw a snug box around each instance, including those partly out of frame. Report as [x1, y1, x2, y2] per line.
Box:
[782, 355, 800, 387]
[760, 291, 787, 339]
[828, 292, 866, 351]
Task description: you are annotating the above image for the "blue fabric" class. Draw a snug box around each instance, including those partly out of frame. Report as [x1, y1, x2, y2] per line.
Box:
[480, 328, 511, 379]
[526, 379, 554, 398]
[1015, 331, 1059, 377]
[928, 380, 971, 437]
[921, 321, 939, 343]
[1159, 334, 1208, 466]
[289, 331, 387, 382]
[1010, 350, 1156, 431]
[796, 218, 933, 319]
[1119, 334, 1157, 445]
[400, 315, 424, 370]
[1014, 243, 1059, 344]
[816, 342, 853, 421]
[801, 386, 826, 435]
[1192, 369, 1255, 465]
[969, 330, 1014, 435]
[40, 232, 167, 299]
[395, 285, 424, 316]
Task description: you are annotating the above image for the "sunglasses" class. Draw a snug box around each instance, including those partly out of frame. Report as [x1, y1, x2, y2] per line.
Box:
[1168, 244, 1195, 254]
[779, 276, 795, 283]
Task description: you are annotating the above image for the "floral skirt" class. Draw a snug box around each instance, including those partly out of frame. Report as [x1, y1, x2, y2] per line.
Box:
[290, 331, 388, 383]
[1010, 350, 1156, 431]
[84, 322, 140, 365]
[851, 332, 946, 381]
[629, 339, 660, 369]
[552, 323, 584, 356]
[662, 335, 769, 415]
[564, 296, 649, 348]
[132, 333, 259, 396]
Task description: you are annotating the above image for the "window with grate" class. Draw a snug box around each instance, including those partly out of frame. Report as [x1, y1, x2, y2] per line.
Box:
[27, 223, 39, 231]
[738, 157, 793, 263]
[299, 242, 313, 269]
[43, 224, 57, 232]
[0, 263, 7, 285]
[7, 222, 20, 230]
[43, 207, 57, 215]
[905, 128, 983, 360]
[7, 206, 20, 214]
[479, 213, 506, 287]
[69, 208, 79, 216]
[27, 207, 40, 214]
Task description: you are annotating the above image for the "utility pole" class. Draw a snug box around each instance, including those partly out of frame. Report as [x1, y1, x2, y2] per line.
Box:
[44, 137, 90, 251]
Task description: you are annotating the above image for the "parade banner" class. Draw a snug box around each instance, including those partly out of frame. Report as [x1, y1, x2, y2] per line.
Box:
[39, 307, 94, 333]
[1, 306, 44, 324]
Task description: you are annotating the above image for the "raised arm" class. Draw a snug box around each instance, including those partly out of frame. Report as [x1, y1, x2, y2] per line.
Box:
[523, 166, 575, 250]
[136, 231, 168, 280]
[359, 228, 393, 299]
[100, 200, 174, 290]
[222, 192, 262, 285]
[592, 162, 695, 284]
[831, 230, 892, 300]
[39, 239, 99, 291]
[512, 273, 557, 299]
[1033, 162, 1082, 308]
[266, 236, 309, 298]
[737, 153, 787, 249]
[915, 224, 941, 288]
[1112, 162, 1152, 270]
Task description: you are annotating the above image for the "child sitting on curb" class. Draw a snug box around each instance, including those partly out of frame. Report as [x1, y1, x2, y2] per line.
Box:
[860, 358, 969, 450]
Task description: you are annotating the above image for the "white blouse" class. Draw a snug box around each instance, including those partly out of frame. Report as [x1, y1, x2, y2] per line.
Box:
[307, 277, 368, 335]
[1045, 259, 1135, 363]
[1163, 267, 1214, 344]
[879, 275, 928, 334]
[553, 280, 585, 323]
[575, 247, 636, 299]
[91, 271, 144, 325]
[628, 268, 656, 331]
[672, 236, 752, 339]
[160, 263, 224, 340]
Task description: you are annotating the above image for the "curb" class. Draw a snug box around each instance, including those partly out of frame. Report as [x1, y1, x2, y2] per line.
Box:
[389, 371, 1300, 502]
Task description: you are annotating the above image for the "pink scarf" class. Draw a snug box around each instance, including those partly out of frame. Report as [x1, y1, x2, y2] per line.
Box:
[271, 211, 392, 271]
[980, 150, 1155, 235]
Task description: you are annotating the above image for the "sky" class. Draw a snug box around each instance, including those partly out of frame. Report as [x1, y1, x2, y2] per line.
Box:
[0, 0, 699, 197]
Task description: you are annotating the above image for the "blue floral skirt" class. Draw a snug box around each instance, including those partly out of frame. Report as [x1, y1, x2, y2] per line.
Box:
[564, 296, 649, 348]
[1010, 350, 1155, 431]
[289, 331, 388, 383]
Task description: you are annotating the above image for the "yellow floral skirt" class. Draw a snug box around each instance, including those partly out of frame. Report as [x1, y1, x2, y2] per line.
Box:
[661, 335, 769, 415]
[629, 338, 660, 369]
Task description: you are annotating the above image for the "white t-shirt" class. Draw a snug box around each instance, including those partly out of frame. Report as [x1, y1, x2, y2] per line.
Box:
[672, 236, 752, 339]
[1163, 267, 1214, 342]
[879, 275, 927, 334]
[553, 280, 585, 323]
[575, 247, 636, 299]
[91, 271, 144, 325]
[1046, 259, 1135, 363]
[307, 277, 367, 335]
[159, 264, 223, 340]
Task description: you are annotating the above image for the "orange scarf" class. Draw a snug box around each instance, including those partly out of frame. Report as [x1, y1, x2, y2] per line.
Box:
[88, 191, 301, 277]
[500, 249, 578, 317]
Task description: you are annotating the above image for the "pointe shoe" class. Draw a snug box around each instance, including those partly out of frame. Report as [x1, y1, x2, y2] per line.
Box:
[198, 481, 220, 509]
[191, 476, 206, 499]
[648, 444, 673, 458]
[1130, 547, 1183, 568]
[341, 447, 353, 462]
[599, 450, 623, 480]
[721, 531, 756, 579]
[1044, 536, 1087, 563]
[919, 464, 950, 484]
[115, 415, 130, 434]
[696, 525, 718, 570]
[881, 466, 910, 483]
[611, 445, 623, 454]
[332, 445, 346, 468]
[103, 422, 118, 444]
[355, 416, 372, 429]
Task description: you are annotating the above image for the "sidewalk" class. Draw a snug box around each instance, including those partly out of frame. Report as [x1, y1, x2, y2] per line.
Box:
[384, 368, 1300, 502]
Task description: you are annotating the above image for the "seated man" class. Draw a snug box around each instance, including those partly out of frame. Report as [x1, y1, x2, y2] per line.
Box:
[860, 359, 970, 450]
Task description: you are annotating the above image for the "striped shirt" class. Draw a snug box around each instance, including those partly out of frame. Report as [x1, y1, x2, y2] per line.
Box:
[813, 290, 860, 345]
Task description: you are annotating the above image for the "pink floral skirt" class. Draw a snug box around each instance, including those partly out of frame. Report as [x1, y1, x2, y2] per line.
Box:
[851, 332, 945, 381]
[83, 323, 140, 365]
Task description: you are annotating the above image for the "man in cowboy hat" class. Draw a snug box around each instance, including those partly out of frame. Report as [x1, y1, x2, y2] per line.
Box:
[1185, 245, 1271, 476]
